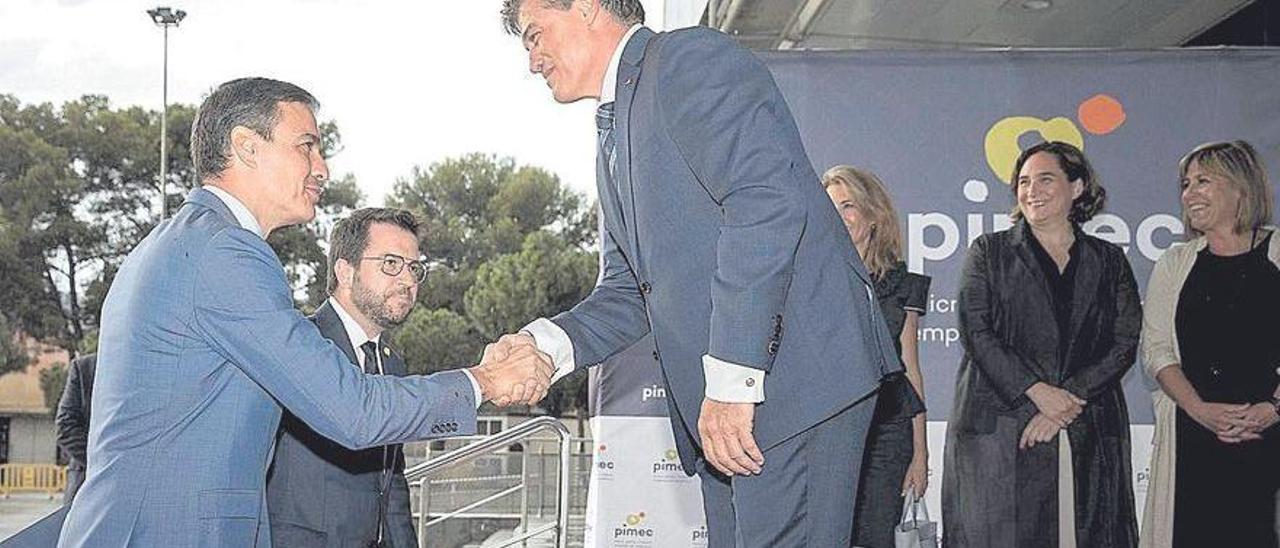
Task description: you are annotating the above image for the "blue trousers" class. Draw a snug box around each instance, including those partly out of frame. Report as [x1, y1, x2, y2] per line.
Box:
[697, 394, 877, 548]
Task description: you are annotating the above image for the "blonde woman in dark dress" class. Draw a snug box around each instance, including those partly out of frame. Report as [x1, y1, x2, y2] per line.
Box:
[1141, 140, 1280, 548]
[822, 166, 929, 548]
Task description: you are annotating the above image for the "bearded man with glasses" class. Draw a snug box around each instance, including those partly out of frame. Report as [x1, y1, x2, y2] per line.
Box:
[267, 207, 467, 548]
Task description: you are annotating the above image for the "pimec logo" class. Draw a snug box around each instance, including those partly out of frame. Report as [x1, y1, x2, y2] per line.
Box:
[614, 511, 655, 540]
[651, 448, 688, 480]
[594, 444, 616, 480]
[691, 524, 709, 545]
[984, 93, 1126, 184]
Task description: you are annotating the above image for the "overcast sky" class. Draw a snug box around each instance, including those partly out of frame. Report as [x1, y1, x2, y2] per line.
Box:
[0, 0, 650, 206]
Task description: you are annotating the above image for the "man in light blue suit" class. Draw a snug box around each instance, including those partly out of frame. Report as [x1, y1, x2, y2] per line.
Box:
[57, 78, 553, 547]
[495, 1, 901, 546]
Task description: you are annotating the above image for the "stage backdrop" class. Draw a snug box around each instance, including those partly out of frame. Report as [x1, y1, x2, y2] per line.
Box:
[583, 47, 1280, 547]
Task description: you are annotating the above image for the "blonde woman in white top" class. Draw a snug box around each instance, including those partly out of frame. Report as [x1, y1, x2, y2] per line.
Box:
[1140, 140, 1280, 548]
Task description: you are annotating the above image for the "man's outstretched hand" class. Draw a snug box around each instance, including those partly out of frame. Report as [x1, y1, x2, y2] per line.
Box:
[469, 335, 552, 406]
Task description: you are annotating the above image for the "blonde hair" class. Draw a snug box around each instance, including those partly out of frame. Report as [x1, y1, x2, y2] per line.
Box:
[821, 165, 902, 279]
[1178, 140, 1273, 239]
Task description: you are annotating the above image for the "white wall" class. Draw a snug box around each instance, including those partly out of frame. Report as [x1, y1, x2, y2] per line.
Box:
[6, 415, 57, 464]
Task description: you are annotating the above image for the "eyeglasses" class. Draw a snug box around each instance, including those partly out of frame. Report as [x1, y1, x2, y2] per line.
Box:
[359, 254, 429, 284]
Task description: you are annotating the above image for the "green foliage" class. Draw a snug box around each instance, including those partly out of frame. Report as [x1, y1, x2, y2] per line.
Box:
[387, 154, 600, 417]
[393, 308, 484, 376]
[388, 153, 595, 275]
[0, 315, 31, 377]
[464, 231, 598, 340]
[39, 362, 67, 416]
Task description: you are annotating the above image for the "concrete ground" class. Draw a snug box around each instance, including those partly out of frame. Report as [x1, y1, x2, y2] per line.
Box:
[0, 493, 63, 543]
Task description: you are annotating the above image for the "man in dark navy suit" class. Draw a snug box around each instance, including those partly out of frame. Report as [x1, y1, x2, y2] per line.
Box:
[268, 208, 450, 548]
[494, 2, 901, 546]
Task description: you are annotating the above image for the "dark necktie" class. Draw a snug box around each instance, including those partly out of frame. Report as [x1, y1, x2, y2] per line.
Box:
[360, 340, 380, 375]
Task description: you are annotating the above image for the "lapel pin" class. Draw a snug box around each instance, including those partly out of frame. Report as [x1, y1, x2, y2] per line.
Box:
[383, 346, 391, 357]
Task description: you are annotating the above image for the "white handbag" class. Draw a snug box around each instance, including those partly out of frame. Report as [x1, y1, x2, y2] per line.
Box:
[895, 494, 939, 548]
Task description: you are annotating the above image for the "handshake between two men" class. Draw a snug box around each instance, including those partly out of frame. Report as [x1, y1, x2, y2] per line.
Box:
[467, 333, 552, 407]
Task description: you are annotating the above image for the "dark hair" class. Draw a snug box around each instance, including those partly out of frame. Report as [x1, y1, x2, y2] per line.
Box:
[327, 208, 422, 295]
[500, 0, 644, 36]
[191, 77, 319, 182]
[1009, 141, 1106, 224]
[1178, 140, 1273, 238]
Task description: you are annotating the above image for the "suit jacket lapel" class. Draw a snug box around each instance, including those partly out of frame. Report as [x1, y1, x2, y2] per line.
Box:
[613, 27, 655, 264]
[312, 302, 359, 367]
[1065, 234, 1100, 358]
[1009, 222, 1061, 360]
[383, 349, 407, 377]
[1011, 222, 1056, 310]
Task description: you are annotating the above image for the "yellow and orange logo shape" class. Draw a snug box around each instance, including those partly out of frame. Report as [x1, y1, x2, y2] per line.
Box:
[984, 94, 1126, 184]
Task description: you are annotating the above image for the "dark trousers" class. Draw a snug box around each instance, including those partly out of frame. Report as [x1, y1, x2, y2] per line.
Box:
[697, 394, 877, 548]
[852, 417, 914, 548]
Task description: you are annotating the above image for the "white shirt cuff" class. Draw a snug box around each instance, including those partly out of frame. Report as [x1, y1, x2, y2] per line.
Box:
[703, 355, 765, 403]
[522, 318, 576, 384]
[459, 368, 484, 409]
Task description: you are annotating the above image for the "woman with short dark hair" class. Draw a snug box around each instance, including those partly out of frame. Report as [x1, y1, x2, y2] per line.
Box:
[942, 141, 1140, 547]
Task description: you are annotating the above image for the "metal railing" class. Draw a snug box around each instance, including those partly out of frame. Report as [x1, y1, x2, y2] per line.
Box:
[0, 464, 66, 499]
[405, 417, 572, 548]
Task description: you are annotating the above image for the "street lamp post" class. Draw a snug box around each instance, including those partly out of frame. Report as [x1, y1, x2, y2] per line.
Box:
[146, 6, 186, 220]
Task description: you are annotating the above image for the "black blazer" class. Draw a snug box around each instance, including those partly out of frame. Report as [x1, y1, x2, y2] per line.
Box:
[945, 221, 1142, 547]
[952, 222, 1141, 433]
[56, 354, 97, 472]
[266, 302, 419, 548]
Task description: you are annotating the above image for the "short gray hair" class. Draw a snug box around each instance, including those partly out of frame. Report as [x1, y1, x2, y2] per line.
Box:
[191, 77, 319, 182]
[327, 208, 422, 294]
[500, 0, 644, 36]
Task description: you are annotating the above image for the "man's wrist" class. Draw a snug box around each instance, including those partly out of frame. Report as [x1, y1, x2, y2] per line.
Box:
[469, 365, 493, 402]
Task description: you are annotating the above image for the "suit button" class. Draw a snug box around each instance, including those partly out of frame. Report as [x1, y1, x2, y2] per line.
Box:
[767, 340, 780, 355]
[652, 350, 660, 361]
[640, 282, 652, 294]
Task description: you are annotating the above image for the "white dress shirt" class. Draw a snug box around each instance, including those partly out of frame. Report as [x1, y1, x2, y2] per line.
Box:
[522, 25, 766, 404]
[328, 297, 384, 374]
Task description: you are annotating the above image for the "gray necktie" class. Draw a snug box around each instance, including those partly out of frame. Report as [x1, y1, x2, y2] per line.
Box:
[596, 101, 627, 230]
[596, 101, 617, 184]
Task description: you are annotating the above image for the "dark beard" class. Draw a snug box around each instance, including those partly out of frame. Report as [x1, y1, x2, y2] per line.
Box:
[351, 274, 413, 330]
